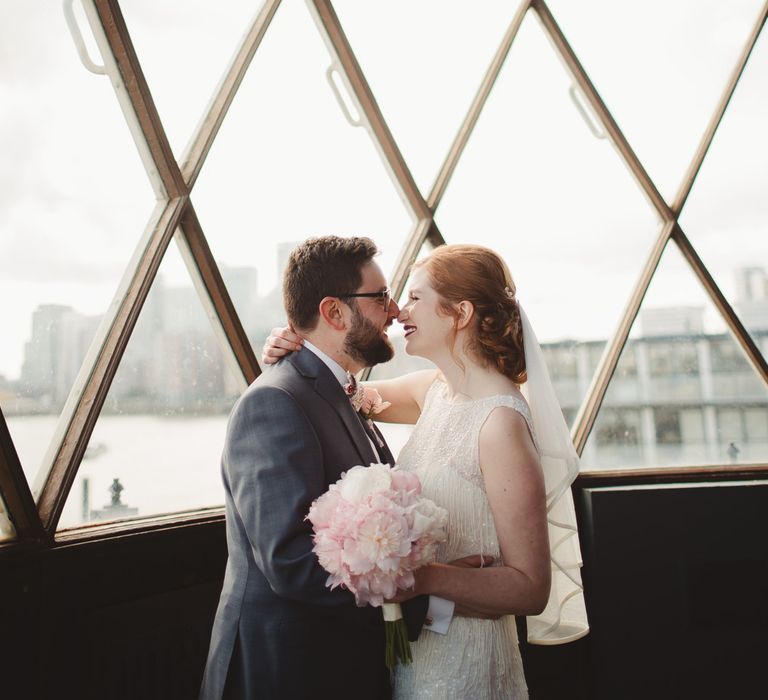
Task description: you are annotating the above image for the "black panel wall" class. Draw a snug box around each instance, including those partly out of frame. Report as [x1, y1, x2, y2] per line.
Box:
[0, 520, 227, 700]
[3, 481, 767, 699]
[578, 481, 768, 699]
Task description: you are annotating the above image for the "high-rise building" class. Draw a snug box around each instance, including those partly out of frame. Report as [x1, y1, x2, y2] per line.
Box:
[735, 267, 768, 332]
[19, 304, 98, 407]
[20, 304, 71, 400]
[219, 264, 259, 328]
[276, 241, 297, 284]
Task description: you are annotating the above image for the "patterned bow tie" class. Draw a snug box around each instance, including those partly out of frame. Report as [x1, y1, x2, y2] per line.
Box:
[344, 372, 365, 412]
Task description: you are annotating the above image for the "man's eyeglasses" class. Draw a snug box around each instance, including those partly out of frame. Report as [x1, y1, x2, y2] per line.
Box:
[334, 288, 393, 312]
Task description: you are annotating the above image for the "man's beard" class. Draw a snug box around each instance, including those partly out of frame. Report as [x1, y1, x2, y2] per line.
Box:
[344, 305, 394, 367]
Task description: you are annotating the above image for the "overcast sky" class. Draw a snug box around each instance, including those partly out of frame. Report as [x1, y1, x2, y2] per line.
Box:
[0, 0, 765, 380]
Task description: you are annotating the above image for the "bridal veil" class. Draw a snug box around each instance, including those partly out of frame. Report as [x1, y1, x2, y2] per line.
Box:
[519, 303, 589, 644]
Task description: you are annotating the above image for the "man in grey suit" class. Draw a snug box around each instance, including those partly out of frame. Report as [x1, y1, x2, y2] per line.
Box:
[200, 236, 427, 699]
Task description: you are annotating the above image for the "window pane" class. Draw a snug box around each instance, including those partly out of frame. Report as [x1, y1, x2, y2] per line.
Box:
[0, 491, 16, 541]
[709, 335, 768, 402]
[646, 340, 701, 403]
[745, 408, 768, 442]
[435, 14, 660, 428]
[594, 408, 641, 447]
[654, 407, 682, 446]
[192, 0, 414, 359]
[547, 0, 765, 201]
[0, 3, 155, 492]
[333, 0, 517, 196]
[542, 342, 582, 416]
[717, 408, 742, 443]
[681, 408, 706, 443]
[601, 344, 642, 405]
[679, 29, 768, 352]
[120, 0, 262, 159]
[582, 243, 768, 469]
[58, 241, 242, 529]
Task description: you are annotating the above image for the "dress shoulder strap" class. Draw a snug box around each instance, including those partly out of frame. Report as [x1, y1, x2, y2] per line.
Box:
[421, 375, 445, 413]
[477, 394, 539, 454]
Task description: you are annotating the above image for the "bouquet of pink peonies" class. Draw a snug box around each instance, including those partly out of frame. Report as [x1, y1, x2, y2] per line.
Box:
[307, 463, 448, 668]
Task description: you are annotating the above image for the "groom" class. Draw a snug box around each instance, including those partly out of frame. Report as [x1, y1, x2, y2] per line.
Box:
[201, 236, 429, 699]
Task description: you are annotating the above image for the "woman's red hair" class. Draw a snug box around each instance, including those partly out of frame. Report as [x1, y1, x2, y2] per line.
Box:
[414, 244, 526, 384]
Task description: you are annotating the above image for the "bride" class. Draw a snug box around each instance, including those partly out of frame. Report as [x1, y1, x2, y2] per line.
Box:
[264, 244, 587, 699]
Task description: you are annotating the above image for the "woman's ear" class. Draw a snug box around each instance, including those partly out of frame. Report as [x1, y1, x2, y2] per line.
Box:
[318, 296, 347, 331]
[455, 301, 474, 330]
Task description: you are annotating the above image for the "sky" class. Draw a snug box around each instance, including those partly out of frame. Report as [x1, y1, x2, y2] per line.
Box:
[0, 0, 766, 380]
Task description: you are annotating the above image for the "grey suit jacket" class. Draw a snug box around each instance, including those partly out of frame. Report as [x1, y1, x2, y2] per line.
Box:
[200, 348, 425, 700]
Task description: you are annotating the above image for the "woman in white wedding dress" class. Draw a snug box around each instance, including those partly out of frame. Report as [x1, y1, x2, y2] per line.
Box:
[370, 244, 545, 699]
[264, 244, 587, 699]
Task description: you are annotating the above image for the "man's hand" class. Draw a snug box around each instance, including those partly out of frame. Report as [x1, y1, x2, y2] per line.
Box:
[262, 326, 303, 365]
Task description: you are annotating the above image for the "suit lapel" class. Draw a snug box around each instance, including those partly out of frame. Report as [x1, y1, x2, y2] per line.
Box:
[289, 348, 378, 466]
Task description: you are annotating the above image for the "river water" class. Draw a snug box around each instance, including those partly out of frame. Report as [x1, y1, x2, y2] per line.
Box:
[6, 415, 414, 530]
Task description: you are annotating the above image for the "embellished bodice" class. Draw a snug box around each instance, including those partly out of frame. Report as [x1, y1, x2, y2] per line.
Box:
[392, 377, 533, 700]
[397, 378, 536, 563]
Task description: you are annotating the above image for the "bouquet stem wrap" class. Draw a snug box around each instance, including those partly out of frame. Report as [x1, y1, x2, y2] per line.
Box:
[382, 603, 411, 669]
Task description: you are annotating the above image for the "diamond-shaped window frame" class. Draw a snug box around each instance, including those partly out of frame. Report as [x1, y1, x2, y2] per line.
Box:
[0, 0, 766, 541]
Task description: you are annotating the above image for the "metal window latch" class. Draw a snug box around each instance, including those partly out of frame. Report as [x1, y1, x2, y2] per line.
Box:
[569, 84, 606, 140]
[63, 0, 107, 75]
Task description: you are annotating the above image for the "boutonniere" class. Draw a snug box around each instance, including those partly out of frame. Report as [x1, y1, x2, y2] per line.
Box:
[344, 377, 366, 413]
[352, 387, 391, 448]
[359, 387, 392, 421]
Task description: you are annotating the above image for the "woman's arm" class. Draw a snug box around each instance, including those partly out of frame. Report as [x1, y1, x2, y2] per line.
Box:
[363, 369, 438, 424]
[392, 407, 550, 615]
[261, 326, 438, 425]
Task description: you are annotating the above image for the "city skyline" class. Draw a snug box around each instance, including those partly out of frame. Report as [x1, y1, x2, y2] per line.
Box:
[2, 264, 766, 419]
[2, 2, 765, 387]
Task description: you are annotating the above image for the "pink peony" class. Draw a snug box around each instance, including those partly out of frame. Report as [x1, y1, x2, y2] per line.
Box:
[390, 469, 421, 497]
[306, 487, 343, 529]
[338, 463, 392, 501]
[307, 463, 447, 608]
[313, 530, 345, 585]
[307, 463, 448, 668]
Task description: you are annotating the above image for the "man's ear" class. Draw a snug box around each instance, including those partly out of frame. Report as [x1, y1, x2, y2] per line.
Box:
[455, 301, 475, 330]
[318, 296, 347, 331]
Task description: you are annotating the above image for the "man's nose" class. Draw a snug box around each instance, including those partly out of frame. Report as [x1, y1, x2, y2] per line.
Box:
[388, 298, 400, 319]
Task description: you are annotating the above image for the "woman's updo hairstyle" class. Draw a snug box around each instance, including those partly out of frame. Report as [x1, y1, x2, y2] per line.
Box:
[414, 244, 526, 384]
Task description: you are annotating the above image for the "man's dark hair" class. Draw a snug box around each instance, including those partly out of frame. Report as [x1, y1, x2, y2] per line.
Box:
[283, 236, 378, 332]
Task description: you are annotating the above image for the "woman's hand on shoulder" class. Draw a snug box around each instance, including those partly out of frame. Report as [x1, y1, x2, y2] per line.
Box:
[262, 326, 303, 365]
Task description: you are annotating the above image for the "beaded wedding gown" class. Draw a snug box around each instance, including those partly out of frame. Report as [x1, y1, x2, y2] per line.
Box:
[393, 378, 533, 700]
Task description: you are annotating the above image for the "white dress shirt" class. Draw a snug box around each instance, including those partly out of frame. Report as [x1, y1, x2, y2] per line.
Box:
[302, 341, 454, 634]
